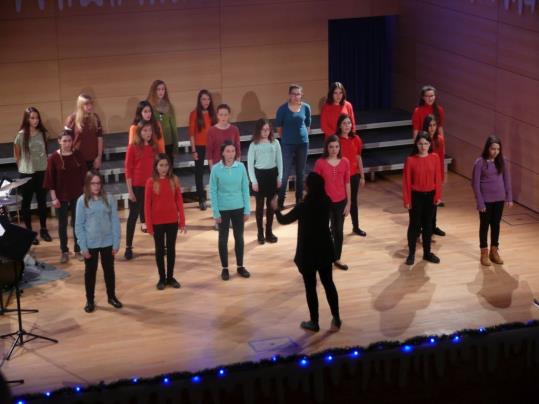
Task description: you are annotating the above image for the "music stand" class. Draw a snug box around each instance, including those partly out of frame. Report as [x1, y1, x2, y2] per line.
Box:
[0, 223, 58, 361]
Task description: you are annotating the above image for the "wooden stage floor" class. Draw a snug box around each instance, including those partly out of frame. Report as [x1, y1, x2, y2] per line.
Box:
[2, 172, 539, 396]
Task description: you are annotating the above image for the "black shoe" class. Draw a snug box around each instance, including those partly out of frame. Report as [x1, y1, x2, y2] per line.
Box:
[84, 301, 95, 313]
[40, 228, 52, 242]
[330, 317, 342, 332]
[221, 268, 230, 281]
[334, 261, 348, 270]
[406, 254, 415, 265]
[32, 237, 39, 245]
[124, 247, 133, 260]
[167, 277, 181, 288]
[107, 296, 123, 309]
[300, 321, 320, 332]
[423, 252, 440, 264]
[353, 228, 367, 237]
[199, 201, 207, 211]
[237, 267, 250, 278]
[257, 233, 265, 245]
[156, 279, 166, 290]
[265, 232, 278, 243]
[438, 202, 445, 207]
[433, 227, 446, 237]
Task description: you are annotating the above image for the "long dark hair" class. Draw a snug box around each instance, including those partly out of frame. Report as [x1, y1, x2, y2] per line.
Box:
[411, 132, 432, 156]
[132, 100, 162, 139]
[251, 118, 274, 143]
[322, 135, 342, 159]
[335, 114, 355, 138]
[422, 114, 439, 148]
[326, 82, 347, 105]
[19, 107, 48, 156]
[195, 89, 217, 132]
[83, 170, 109, 208]
[481, 135, 505, 175]
[418, 85, 441, 124]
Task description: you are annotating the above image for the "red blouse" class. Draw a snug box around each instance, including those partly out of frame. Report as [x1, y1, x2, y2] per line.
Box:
[313, 157, 350, 203]
[338, 135, 363, 175]
[402, 154, 442, 206]
[412, 105, 445, 132]
[144, 177, 185, 234]
[320, 101, 356, 138]
[125, 144, 156, 187]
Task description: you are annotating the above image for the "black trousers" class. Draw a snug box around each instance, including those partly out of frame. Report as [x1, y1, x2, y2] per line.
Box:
[165, 144, 175, 167]
[349, 174, 360, 230]
[84, 246, 116, 302]
[218, 208, 244, 268]
[153, 223, 178, 281]
[479, 201, 504, 249]
[194, 145, 206, 202]
[407, 190, 435, 256]
[255, 195, 274, 235]
[254, 167, 278, 235]
[20, 171, 47, 230]
[126, 186, 145, 248]
[57, 198, 80, 253]
[301, 265, 340, 324]
[329, 199, 347, 261]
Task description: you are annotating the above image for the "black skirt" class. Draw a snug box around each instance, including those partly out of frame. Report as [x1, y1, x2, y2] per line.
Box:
[254, 167, 278, 198]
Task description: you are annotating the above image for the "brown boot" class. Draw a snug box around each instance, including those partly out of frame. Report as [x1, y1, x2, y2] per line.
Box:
[489, 246, 504, 265]
[480, 248, 491, 266]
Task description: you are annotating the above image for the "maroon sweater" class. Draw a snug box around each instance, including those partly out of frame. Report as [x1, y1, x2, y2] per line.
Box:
[43, 150, 86, 202]
[65, 113, 103, 162]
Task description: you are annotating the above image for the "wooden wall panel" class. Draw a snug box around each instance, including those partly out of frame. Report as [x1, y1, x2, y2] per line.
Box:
[497, 1, 539, 33]
[0, 19, 57, 63]
[221, 2, 327, 48]
[57, 8, 220, 59]
[507, 163, 539, 211]
[425, 0, 498, 20]
[497, 23, 539, 81]
[372, 0, 399, 16]
[324, 0, 372, 19]
[51, 0, 218, 16]
[0, 102, 64, 140]
[496, 69, 539, 128]
[221, 42, 327, 88]
[0, 61, 60, 105]
[0, 0, 57, 19]
[59, 49, 222, 100]
[444, 136, 482, 179]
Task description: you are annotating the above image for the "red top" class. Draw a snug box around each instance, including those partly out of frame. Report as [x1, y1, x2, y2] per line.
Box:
[338, 135, 363, 175]
[188, 110, 212, 146]
[320, 101, 356, 138]
[144, 177, 186, 234]
[43, 150, 86, 202]
[206, 125, 241, 164]
[65, 113, 103, 162]
[313, 157, 350, 203]
[125, 144, 156, 187]
[431, 134, 445, 182]
[411, 105, 445, 132]
[402, 154, 442, 206]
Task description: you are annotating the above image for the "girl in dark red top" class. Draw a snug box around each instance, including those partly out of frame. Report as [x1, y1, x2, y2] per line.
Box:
[320, 82, 356, 139]
[411, 85, 445, 139]
[188, 90, 217, 210]
[124, 121, 158, 260]
[314, 135, 351, 270]
[44, 130, 87, 263]
[336, 114, 366, 236]
[145, 154, 186, 290]
[423, 114, 446, 237]
[402, 133, 442, 265]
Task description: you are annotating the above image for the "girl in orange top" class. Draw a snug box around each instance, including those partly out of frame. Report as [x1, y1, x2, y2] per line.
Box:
[128, 100, 165, 153]
[189, 90, 217, 210]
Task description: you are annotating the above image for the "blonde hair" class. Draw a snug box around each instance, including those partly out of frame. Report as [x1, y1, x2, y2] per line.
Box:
[75, 94, 98, 131]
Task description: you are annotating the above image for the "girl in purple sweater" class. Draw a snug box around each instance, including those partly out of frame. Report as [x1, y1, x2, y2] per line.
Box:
[472, 136, 512, 266]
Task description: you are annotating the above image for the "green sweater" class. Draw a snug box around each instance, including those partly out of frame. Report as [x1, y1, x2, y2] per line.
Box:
[154, 110, 178, 151]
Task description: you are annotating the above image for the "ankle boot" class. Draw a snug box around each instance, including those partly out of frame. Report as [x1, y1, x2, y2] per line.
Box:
[489, 246, 504, 264]
[480, 248, 491, 266]
[265, 227, 278, 243]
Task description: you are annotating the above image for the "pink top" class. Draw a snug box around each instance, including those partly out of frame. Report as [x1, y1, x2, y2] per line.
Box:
[313, 157, 350, 203]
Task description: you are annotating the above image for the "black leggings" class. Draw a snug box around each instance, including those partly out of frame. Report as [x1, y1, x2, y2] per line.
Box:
[84, 246, 115, 302]
[194, 145, 206, 202]
[57, 198, 79, 253]
[165, 144, 175, 167]
[218, 208, 244, 268]
[349, 174, 360, 230]
[301, 265, 340, 324]
[255, 195, 274, 235]
[126, 186, 145, 248]
[329, 199, 346, 261]
[20, 171, 47, 230]
[153, 223, 178, 281]
[479, 201, 504, 249]
[407, 190, 435, 256]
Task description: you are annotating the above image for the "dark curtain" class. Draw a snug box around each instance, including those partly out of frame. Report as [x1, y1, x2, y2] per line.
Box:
[328, 16, 396, 111]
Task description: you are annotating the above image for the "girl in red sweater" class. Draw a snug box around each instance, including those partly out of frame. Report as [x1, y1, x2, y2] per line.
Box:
[422, 114, 446, 237]
[402, 133, 442, 265]
[320, 82, 356, 139]
[124, 121, 158, 260]
[128, 100, 165, 153]
[145, 154, 186, 290]
[411, 85, 445, 139]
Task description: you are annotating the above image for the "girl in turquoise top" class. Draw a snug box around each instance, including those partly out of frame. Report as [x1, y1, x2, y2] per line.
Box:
[75, 171, 122, 313]
[247, 118, 283, 244]
[13, 107, 51, 244]
[147, 80, 177, 164]
[210, 140, 251, 281]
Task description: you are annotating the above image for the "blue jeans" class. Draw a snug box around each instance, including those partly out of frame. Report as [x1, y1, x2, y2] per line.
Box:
[279, 142, 308, 205]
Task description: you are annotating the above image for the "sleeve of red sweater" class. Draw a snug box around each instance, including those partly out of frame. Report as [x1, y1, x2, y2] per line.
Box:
[144, 178, 154, 234]
[320, 104, 332, 136]
[438, 135, 446, 182]
[234, 126, 241, 160]
[346, 102, 357, 133]
[438, 106, 445, 127]
[175, 179, 186, 228]
[43, 154, 57, 191]
[343, 158, 350, 184]
[433, 154, 442, 203]
[402, 157, 413, 206]
[125, 145, 135, 180]
[188, 110, 197, 139]
[206, 127, 215, 163]
[411, 108, 421, 132]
